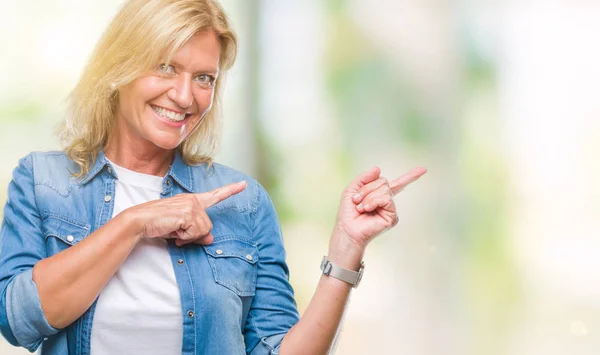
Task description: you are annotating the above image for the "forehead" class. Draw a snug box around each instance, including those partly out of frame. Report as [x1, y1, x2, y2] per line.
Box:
[169, 31, 221, 72]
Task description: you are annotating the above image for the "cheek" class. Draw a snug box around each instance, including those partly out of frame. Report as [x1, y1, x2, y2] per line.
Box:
[115, 91, 136, 126]
[119, 80, 157, 113]
[198, 89, 215, 108]
[182, 90, 215, 135]
[194, 89, 216, 118]
[123, 77, 165, 107]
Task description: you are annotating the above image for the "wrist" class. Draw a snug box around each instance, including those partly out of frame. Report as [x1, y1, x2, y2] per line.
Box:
[327, 229, 365, 271]
[118, 208, 144, 243]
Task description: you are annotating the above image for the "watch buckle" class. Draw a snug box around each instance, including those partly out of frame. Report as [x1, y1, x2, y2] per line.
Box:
[321, 259, 333, 275]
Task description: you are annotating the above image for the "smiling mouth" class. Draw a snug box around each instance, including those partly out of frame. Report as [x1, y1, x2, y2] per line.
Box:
[150, 105, 191, 122]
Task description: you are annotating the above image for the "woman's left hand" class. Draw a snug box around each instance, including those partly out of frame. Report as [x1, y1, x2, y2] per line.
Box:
[328, 166, 427, 267]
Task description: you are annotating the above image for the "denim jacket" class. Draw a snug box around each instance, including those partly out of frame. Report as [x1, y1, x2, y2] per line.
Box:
[0, 151, 300, 354]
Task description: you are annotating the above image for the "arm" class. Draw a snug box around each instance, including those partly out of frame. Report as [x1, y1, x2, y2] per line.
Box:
[278, 239, 362, 355]
[0, 155, 144, 352]
[279, 166, 427, 355]
[0, 155, 55, 351]
[32, 210, 142, 329]
[243, 184, 301, 355]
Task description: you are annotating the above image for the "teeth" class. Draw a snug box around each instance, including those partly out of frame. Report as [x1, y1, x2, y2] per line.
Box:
[152, 105, 186, 122]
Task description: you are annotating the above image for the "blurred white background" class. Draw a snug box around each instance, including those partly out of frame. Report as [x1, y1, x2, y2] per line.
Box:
[1, 0, 599, 354]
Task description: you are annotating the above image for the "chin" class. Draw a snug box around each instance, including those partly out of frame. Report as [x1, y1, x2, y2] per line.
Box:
[148, 134, 185, 151]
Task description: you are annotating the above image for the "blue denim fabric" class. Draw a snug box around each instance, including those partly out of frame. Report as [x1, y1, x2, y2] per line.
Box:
[0, 151, 299, 354]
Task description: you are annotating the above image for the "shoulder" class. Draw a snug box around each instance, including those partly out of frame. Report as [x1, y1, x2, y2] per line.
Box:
[29, 150, 77, 175]
[14, 151, 79, 195]
[13, 150, 71, 173]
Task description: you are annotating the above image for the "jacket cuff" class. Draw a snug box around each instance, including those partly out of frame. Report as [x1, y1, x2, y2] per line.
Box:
[250, 333, 287, 355]
[6, 269, 59, 352]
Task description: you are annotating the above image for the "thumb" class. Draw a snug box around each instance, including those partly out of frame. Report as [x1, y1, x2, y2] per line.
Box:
[348, 166, 381, 192]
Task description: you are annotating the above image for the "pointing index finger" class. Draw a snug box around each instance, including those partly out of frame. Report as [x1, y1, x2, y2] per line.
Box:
[390, 167, 427, 195]
[197, 180, 247, 207]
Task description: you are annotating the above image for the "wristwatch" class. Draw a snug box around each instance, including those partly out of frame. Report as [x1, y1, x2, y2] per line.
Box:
[320, 256, 365, 288]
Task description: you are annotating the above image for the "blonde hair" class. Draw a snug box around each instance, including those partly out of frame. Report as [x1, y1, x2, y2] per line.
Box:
[59, 0, 237, 177]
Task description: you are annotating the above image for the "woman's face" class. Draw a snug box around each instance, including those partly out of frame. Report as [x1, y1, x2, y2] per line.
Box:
[114, 30, 221, 151]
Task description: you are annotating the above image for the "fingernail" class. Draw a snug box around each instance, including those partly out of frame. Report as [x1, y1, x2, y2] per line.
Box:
[353, 193, 361, 200]
[357, 203, 363, 210]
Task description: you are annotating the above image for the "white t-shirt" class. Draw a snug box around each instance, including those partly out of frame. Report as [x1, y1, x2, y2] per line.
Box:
[90, 160, 183, 354]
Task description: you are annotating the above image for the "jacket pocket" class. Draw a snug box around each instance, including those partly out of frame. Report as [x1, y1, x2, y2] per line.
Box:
[203, 237, 258, 297]
[41, 216, 91, 252]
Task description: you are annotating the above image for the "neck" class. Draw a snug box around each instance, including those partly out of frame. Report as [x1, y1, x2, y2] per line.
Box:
[104, 127, 174, 177]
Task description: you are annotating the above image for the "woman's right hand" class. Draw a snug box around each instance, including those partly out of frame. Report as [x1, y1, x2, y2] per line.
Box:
[126, 180, 247, 246]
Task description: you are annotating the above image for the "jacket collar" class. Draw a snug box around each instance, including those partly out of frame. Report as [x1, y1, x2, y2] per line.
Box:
[79, 150, 110, 185]
[80, 150, 195, 193]
[166, 150, 195, 193]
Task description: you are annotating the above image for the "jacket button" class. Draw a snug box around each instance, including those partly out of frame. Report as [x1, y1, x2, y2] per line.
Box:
[166, 179, 171, 186]
[215, 249, 223, 255]
[66, 235, 75, 243]
[177, 259, 184, 265]
[245, 254, 253, 261]
[104, 195, 112, 202]
[187, 310, 194, 318]
[107, 166, 112, 174]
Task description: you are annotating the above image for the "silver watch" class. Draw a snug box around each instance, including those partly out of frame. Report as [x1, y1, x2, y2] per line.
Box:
[320, 256, 365, 288]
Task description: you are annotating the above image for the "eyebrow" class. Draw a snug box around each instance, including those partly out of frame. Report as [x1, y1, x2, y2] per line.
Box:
[169, 59, 218, 75]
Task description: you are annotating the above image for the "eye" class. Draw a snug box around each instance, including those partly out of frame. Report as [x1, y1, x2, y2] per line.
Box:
[157, 64, 175, 75]
[195, 74, 216, 88]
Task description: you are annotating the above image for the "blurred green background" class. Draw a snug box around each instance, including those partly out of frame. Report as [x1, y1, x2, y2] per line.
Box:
[1, 0, 600, 354]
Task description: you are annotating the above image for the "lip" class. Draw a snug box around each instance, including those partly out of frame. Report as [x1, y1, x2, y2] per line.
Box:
[151, 104, 187, 115]
[150, 105, 189, 128]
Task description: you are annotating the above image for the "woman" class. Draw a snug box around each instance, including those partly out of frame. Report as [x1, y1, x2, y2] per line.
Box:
[0, 0, 425, 354]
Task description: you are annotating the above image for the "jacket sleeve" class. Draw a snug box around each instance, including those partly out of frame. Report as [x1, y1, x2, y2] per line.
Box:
[244, 182, 300, 355]
[0, 154, 59, 352]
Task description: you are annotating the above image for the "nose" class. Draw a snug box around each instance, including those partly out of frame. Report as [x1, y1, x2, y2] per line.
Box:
[167, 74, 194, 109]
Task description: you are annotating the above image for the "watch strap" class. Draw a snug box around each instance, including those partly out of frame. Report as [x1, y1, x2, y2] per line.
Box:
[320, 256, 365, 288]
